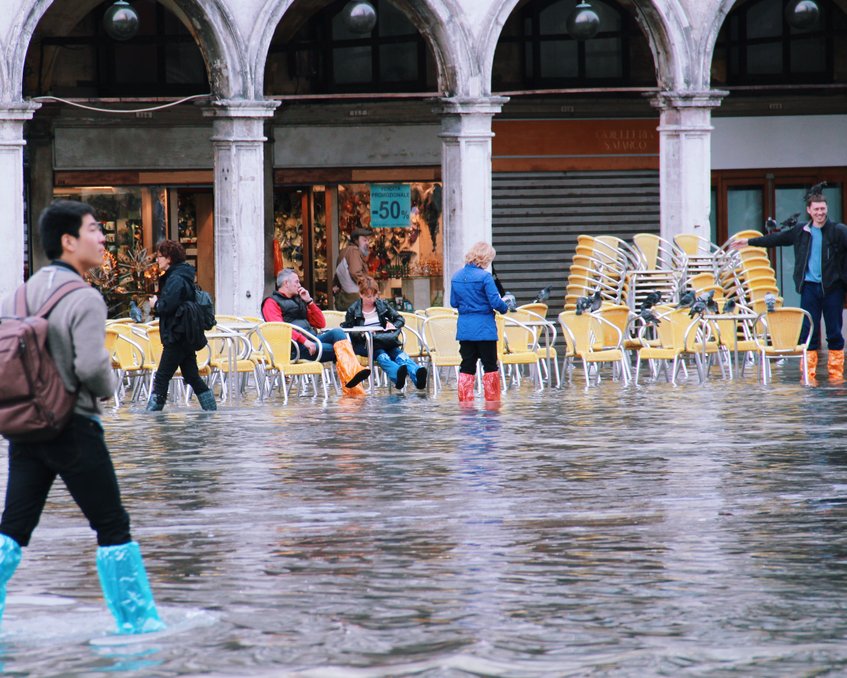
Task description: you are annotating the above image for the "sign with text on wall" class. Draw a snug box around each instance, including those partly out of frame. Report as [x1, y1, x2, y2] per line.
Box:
[370, 184, 411, 228]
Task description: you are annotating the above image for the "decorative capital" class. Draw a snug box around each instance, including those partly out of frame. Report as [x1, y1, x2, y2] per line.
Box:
[434, 96, 510, 118]
[0, 99, 41, 121]
[203, 98, 280, 120]
[650, 89, 728, 112]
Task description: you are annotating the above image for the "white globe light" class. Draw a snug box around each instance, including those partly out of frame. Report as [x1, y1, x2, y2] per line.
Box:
[103, 0, 140, 41]
[567, 1, 600, 41]
[343, 1, 378, 35]
[785, 0, 821, 31]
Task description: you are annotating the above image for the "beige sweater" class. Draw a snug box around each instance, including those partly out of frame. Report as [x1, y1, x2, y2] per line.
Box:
[0, 263, 115, 417]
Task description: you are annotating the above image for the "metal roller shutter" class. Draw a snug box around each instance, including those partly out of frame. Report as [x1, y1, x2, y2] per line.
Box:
[492, 170, 660, 309]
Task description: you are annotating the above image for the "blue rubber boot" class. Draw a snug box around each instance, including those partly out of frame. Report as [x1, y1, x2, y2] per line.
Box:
[145, 393, 166, 412]
[0, 534, 21, 625]
[96, 541, 165, 634]
[196, 390, 217, 411]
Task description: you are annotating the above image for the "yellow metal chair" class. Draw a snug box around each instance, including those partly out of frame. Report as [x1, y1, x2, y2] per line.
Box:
[420, 314, 461, 393]
[256, 322, 328, 403]
[322, 310, 346, 329]
[558, 310, 629, 385]
[424, 306, 458, 317]
[753, 307, 814, 385]
[107, 326, 150, 405]
[633, 308, 715, 385]
[207, 328, 262, 401]
[496, 314, 543, 389]
[399, 311, 428, 364]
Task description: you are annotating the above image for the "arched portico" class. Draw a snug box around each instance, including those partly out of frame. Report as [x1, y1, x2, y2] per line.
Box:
[251, 0, 478, 98]
[7, 0, 246, 101]
[480, 0, 726, 243]
[0, 1, 271, 310]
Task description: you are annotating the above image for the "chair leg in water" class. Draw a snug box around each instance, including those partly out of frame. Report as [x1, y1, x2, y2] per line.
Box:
[457, 372, 475, 402]
[0, 534, 21, 625]
[482, 370, 501, 402]
[334, 341, 370, 395]
[96, 541, 166, 634]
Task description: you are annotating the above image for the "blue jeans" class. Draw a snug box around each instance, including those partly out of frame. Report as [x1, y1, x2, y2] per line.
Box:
[292, 328, 348, 362]
[354, 343, 419, 384]
[800, 281, 845, 351]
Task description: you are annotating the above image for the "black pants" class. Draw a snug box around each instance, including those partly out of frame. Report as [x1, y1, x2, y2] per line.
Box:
[460, 340, 499, 374]
[153, 342, 210, 398]
[0, 415, 131, 547]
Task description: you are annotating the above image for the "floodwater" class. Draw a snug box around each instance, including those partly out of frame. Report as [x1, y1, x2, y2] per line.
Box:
[3, 368, 847, 677]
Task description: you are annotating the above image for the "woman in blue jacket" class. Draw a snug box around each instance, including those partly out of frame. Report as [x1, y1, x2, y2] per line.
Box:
[450, 241, 509, 402]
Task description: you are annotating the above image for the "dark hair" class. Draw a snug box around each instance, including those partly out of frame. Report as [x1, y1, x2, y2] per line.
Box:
[39, 200, 96, 260]
[155, 239, 186, 265]
[806, 193, 827, 207]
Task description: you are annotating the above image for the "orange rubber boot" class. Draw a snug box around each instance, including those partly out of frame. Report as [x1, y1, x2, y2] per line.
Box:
[806, 350, 818, 382]
[457, 372, 475, 402]
[482, 371, 501, 402]
[334, 340, 370, 396]
[828, 350, 845, 381]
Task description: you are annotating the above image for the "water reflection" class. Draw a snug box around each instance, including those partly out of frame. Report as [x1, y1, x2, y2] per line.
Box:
[2, 376, 847, 675]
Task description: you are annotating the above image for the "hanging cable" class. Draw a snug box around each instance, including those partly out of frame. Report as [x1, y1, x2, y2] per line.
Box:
[31, 93, 212, 114]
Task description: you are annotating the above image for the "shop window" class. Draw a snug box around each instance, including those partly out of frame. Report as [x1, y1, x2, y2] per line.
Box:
[338, 182, 444, 308]
[492, 0, 653, 90]
[265, 0, 435, 95]
[27, 0, 208, 97]
[713, 0, 847, 86]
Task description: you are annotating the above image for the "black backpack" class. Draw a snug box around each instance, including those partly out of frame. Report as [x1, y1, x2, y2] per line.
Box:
[173, 285, 215, 351]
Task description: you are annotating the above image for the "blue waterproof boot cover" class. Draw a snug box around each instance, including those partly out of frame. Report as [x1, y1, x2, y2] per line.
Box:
[96, 541, 166, 634]
[0, 534, 21, 624]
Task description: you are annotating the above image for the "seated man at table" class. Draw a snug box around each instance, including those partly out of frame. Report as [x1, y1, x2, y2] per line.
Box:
[261, 268, 369, 391]
[342, 276, 427, 390]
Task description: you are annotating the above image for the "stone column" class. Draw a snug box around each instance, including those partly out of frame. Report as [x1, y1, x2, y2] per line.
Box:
[0, 101, 39, 299]
[437, 96, 508, 302]
[651, 90, 727, 242]
[204, 99, 279, 316]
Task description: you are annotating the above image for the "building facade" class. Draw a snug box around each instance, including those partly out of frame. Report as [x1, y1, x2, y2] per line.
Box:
[0, 0, 844, 313]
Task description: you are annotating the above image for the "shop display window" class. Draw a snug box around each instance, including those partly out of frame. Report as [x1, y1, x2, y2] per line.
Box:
[53, 186, 154, 317]
[177, 191, 199, 271]
[338, 181, 444, 308]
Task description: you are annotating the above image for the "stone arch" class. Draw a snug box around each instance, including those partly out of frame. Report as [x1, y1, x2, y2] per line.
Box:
[251, 0, 479, 99]
[704, 0, 847, 82]
[5, 0, 248, 102]
[479, 0, 691, 94]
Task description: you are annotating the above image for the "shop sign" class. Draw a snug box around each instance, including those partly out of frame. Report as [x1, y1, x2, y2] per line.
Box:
[370, 183, 411, 228]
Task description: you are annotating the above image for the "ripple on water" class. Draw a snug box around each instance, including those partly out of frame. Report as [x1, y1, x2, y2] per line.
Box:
[2, 375, 847, 675]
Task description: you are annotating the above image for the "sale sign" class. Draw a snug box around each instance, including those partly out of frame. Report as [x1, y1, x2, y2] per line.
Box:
[370, 184, 411, 228]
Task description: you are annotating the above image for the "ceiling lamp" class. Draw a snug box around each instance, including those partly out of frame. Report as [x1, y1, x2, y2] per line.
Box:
[103, 0, 140, 41]
[785, 0, 820, 31]
[343, 1, 378, 35]
[567, 1, 601, 40]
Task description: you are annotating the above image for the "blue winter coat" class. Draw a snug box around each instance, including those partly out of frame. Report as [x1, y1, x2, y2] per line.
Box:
[450, 263, 508, 341]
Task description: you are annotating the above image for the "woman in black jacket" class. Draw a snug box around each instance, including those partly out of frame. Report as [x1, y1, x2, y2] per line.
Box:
[342, 277, 427, 390]
[146, 240, 216, 411]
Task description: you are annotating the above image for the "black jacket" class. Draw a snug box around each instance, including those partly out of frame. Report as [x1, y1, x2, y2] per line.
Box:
[263, 291, 314, 333]
[154, 262, 196, 345]
[341, 298, 405, 350]
[749, 219, 847, 294]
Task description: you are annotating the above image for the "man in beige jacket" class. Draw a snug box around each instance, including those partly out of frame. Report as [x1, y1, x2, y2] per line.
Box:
[332, 227, 372, 311]
[0, 200, 165, 635]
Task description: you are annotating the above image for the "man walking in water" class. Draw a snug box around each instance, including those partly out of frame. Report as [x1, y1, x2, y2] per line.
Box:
[0, 200, 165, 634]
